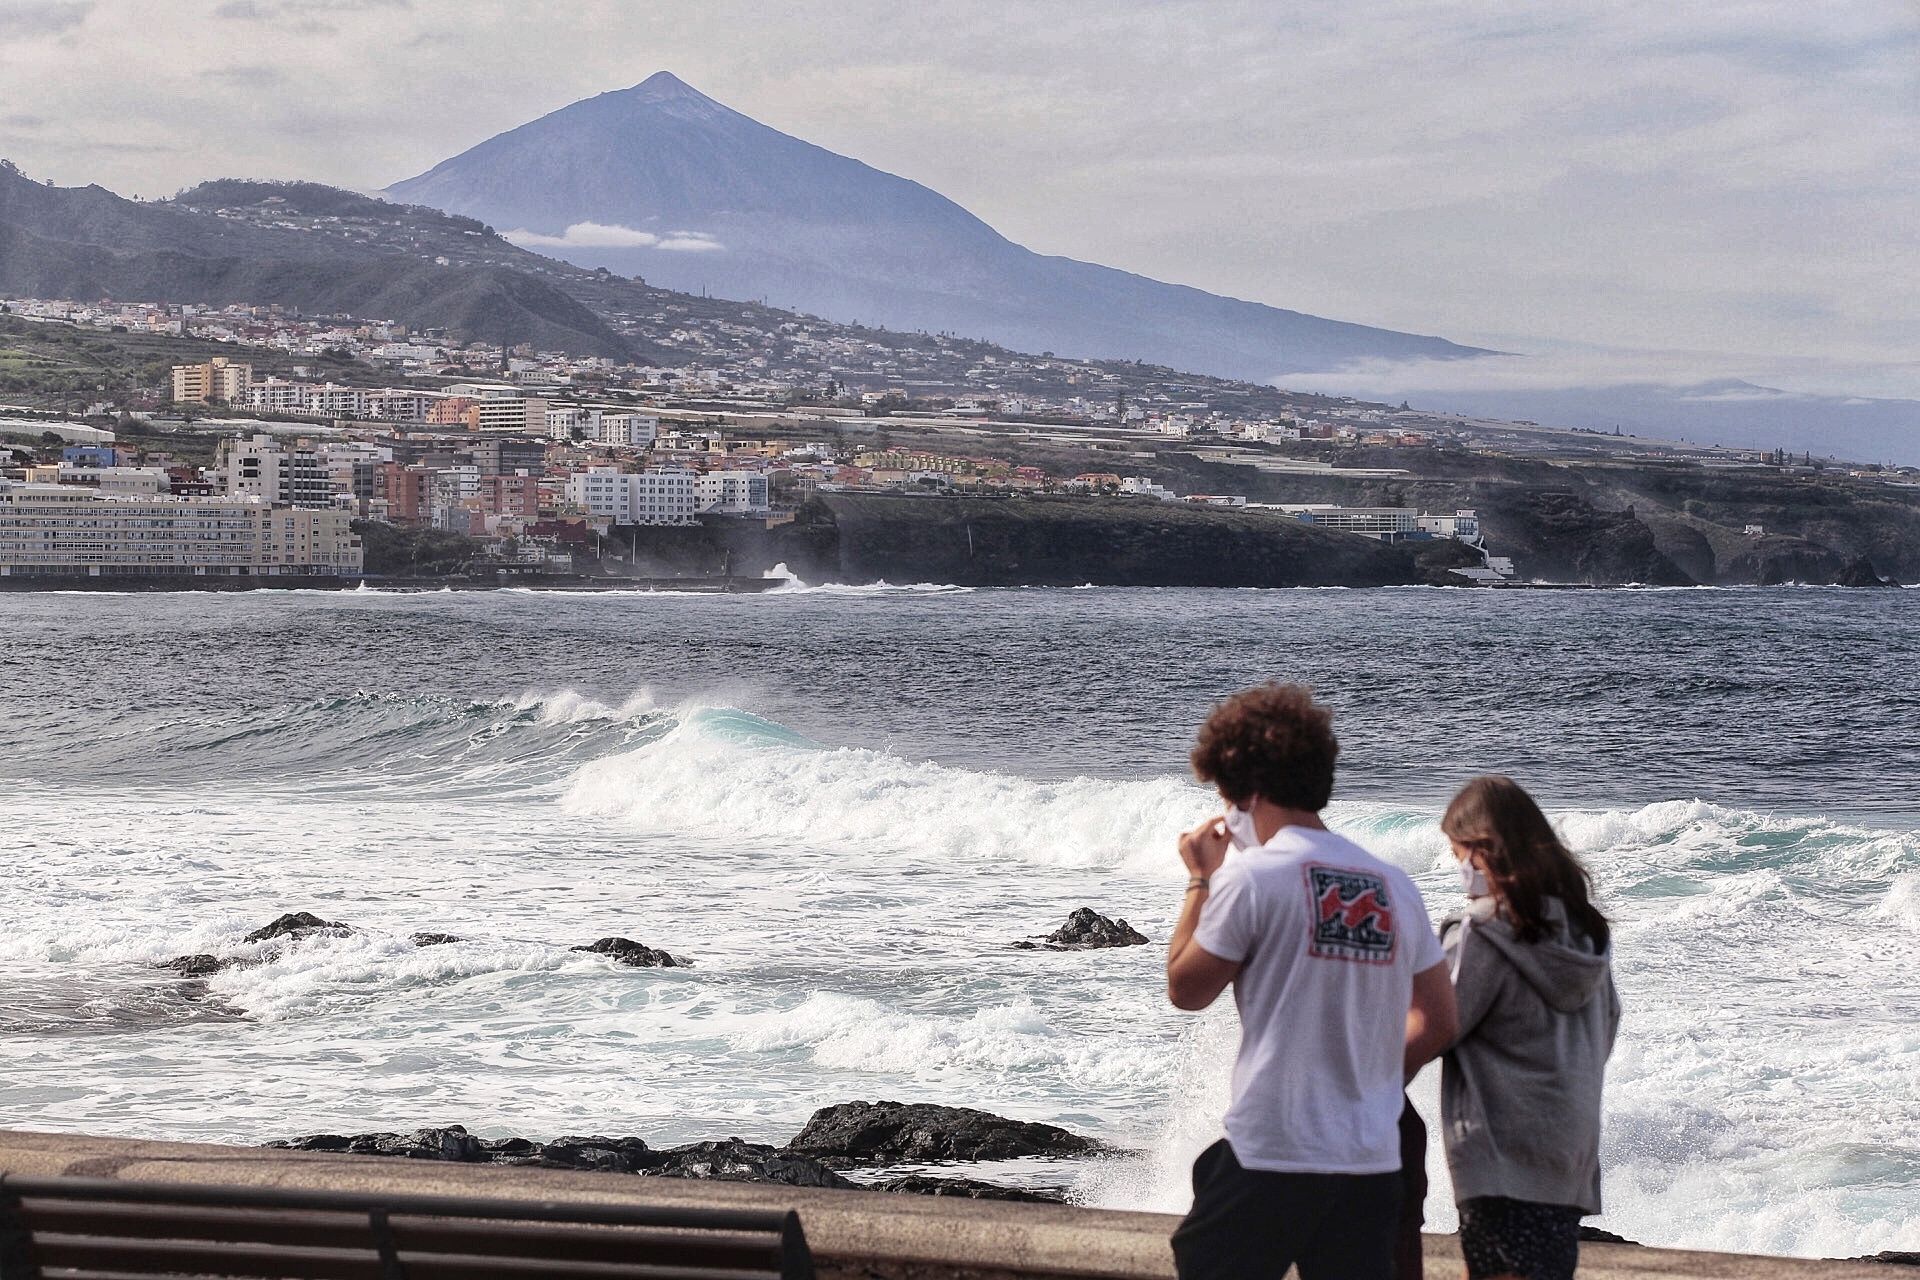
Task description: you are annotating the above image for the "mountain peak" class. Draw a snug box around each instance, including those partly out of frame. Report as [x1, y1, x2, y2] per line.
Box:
[628, 71, 707, 103]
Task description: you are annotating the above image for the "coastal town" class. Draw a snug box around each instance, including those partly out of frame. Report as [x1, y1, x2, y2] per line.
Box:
[0, 294, 1907, 586]
[0, 295, 1513, 584]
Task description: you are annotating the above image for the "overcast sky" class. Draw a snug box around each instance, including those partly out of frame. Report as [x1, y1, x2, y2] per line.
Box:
[2, 0, 1915, 392]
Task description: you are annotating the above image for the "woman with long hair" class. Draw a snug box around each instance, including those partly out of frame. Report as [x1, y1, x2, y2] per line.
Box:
[1439, 776, 1621, 1280]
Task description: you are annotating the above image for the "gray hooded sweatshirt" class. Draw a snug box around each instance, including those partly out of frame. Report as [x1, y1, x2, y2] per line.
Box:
[1441, 895, 1620, 1214]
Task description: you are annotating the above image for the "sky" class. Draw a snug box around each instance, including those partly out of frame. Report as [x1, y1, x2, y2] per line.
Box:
[1, 0, 1916, 401]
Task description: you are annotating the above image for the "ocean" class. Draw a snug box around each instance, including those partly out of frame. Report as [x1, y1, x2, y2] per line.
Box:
[1, 583, 1915, 1258]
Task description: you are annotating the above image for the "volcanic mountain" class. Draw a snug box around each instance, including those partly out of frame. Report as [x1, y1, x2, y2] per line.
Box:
[387, 72, 1488, 380]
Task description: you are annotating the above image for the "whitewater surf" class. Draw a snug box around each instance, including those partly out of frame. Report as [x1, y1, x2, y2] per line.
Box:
[1, 585, 1914, 1259]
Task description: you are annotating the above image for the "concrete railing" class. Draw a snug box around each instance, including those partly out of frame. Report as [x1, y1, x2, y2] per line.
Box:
[0, 1130, 1901, 1279]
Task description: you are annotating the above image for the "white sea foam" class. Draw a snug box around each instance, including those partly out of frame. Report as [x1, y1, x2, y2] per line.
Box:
[563, 708, 1206, 874]
[729, 991, 1173, 1090]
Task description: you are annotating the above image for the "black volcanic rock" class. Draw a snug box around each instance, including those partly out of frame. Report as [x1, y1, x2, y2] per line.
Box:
[876, 1175, 1068, 1203]
[386, 72, 1486, 381]
[157, 954, 227, 977]
[244, 912, 350, 943]
[785, 1101, 1099, 1166]
[410, 932, 462, 947]
[268, 1127, 847, 1188]
[1834, 556, 1897, 587]
[571, 937, 684, 967]
[652, 1140, 852, 1189]
[274, 1126, 482, 1161]
[1033, 908, 1149, 950]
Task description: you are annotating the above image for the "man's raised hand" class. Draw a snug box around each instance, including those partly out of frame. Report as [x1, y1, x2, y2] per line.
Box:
[1179, 815, 1230, 879]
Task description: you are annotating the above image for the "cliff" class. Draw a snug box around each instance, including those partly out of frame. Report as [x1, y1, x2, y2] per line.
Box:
[619, 494, 1483, 588]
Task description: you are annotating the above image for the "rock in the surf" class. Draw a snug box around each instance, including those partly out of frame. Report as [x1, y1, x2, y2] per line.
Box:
[244, 912, 351, 943]
[157, 953, 228, 977]
[785, 1101, 1100, 1165]
[877, 1174, 1068, 1203]
[571, 937, 684, 967]
[1012, 907, 1149, 950]
[409, 932, 461, 947]
[653, 1139, 853, 1189]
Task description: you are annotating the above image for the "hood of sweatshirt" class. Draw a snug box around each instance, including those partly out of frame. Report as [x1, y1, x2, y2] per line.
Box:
[1457, 895, 1610, 1012]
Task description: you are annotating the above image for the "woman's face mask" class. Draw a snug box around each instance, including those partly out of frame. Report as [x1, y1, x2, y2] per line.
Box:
[1223, 803, 1262, 851]
[1456, 856, 1493, 900]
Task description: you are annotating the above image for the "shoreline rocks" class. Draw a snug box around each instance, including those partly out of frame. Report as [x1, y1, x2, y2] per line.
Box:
[1013, 908, 1149, 951]
[269, 1102, 1099, 1202]
[871, 1174, 1067, 1203]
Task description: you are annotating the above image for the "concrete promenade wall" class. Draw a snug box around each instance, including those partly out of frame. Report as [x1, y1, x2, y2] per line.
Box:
[0, 1130, 1900, 1279]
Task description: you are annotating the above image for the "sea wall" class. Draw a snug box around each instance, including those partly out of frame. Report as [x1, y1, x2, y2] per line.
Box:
[0, 1130, 1901, 1279]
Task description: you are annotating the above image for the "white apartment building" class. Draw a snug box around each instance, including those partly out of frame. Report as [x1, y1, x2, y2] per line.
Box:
[545, 406, 583, 440]
[221, 435, 336, 509]
[470, 397, 548, 433]
[362, 390, 439, 422]
[0, 481, 362, 578]
[696, 471, 771, 515]
[303, 383, 368, 416]
[594, 411, 660, 448]
[565, 466, 698, 526]
[244, 377, 306, 412]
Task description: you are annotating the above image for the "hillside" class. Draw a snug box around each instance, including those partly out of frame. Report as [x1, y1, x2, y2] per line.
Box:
[0, 163, 631, 358]
[387, 72, 1490, 380]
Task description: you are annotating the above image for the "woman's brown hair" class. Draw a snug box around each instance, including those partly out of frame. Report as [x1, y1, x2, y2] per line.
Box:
[1441, 775, 1610, 950]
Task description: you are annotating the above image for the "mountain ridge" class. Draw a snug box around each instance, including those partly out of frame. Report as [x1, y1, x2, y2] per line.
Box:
[0, 163, 633, 358]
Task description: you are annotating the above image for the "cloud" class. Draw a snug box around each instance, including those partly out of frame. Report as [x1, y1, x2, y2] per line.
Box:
[198, 65, 286, 87]
[503, 222, 724, 252]
[215, 0, 407, 17]
[0, 1, 91, 39]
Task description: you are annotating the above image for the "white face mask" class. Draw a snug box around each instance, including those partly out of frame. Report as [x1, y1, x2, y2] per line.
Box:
[1224, 804, 1262, 851]
[1457, 858, 1493, 899]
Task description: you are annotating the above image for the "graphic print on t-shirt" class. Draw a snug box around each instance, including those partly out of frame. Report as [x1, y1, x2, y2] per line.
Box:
[1305, 864, 1397, 963]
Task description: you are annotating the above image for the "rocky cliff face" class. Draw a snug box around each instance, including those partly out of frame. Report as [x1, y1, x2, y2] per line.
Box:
[620, 494, 1481, 588]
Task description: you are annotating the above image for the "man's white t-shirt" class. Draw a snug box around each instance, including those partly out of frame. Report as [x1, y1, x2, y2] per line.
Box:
[1192, 824, 1444, 1174]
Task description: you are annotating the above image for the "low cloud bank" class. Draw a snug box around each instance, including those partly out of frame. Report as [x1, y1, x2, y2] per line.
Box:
[1278, 347, 1920, 463]
[1281, 347, 1920, 404]
[504, 222, 723, 253]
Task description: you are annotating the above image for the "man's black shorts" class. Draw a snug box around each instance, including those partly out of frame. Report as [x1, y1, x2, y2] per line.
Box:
[1171, 1138, 1403, 1280]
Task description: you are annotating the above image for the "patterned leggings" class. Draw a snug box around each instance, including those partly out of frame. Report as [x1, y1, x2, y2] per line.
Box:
[1458, 1196, 1583, 1280]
